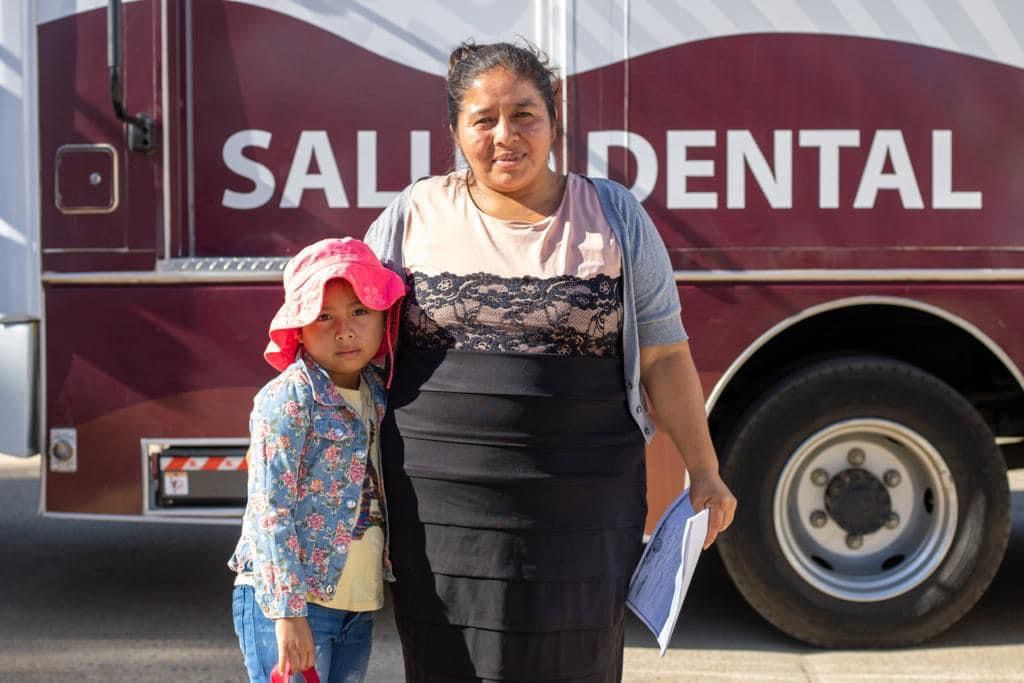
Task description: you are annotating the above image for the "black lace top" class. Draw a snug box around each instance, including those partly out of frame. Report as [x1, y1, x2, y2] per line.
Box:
[402, 271, 623, 357]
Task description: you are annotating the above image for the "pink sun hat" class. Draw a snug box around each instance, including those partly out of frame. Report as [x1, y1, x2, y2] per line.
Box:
[264, 237, 406, 373]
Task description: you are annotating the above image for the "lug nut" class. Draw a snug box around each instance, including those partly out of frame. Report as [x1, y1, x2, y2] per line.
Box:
[847, 448, 865, 467]
[810, 469, 829, 486]
[809, 510, 828, 528]
[884, 470, 901, 487]
[845, 534, 863, 550]
[884, 513, 900, 529]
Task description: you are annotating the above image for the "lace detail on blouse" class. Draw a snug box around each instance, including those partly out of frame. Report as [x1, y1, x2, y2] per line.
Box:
[402, 271, 623, 357]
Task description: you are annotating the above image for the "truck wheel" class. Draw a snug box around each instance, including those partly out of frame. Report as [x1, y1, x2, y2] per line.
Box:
[717, 356, 1010, 647]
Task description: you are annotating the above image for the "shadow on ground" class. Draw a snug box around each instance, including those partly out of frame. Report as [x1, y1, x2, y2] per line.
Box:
[2, 458, 1023, 682]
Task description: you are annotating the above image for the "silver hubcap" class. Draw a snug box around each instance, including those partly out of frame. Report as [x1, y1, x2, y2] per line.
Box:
[773, 418, 958, 602]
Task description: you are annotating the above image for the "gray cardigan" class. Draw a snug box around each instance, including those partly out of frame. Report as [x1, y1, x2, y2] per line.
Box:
[363, 175, 687, 443]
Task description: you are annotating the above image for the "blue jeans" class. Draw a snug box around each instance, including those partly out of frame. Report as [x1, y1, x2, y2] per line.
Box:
[232, 585, 374, 683]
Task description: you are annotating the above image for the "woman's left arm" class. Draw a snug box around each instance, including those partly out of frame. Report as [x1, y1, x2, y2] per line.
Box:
[640, 340, 737, 548]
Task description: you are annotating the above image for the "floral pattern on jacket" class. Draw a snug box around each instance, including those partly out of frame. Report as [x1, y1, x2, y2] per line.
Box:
[228, 350, 391, 618]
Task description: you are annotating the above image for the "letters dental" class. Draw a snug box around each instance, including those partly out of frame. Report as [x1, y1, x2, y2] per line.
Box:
[222, 129, 980, 211]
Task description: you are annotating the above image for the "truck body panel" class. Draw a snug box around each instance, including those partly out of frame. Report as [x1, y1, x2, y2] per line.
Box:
[8, 0, 1023, 646]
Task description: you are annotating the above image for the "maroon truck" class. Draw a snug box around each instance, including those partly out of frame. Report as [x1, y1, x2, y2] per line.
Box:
[3, 0, 1021, 648]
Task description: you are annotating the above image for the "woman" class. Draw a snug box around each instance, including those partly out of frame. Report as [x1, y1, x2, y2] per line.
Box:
[365, 41, 736, 683]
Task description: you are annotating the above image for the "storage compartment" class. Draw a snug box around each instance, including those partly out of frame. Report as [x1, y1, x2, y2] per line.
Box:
[55, 144, 118, 214]
[145, 441, 248, 515]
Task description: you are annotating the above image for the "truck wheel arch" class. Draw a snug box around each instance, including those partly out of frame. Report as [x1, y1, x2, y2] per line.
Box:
[706, 295, 1024, 449]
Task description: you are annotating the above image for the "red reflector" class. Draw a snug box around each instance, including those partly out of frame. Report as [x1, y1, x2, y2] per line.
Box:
[160, 455, 247, 472]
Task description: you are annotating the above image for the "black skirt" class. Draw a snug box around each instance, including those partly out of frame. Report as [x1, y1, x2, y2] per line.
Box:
[382, 347, 646, 682]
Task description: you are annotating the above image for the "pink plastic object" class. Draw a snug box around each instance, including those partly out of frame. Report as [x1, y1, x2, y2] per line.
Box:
[270, 664, 321, 683]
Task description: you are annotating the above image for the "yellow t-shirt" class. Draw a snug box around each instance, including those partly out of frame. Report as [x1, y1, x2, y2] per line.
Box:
[307, 380, 385, 612]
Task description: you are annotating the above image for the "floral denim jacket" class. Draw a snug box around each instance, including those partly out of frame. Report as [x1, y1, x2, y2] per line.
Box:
[228, 350, 392, 619]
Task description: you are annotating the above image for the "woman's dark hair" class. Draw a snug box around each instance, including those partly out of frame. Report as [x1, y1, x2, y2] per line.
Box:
[446, 41, 559, 130]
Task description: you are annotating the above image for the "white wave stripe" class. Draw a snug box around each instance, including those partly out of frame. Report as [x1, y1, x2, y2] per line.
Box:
[750, 0, 817, 32]
[829, 0, 886, 40]
[0, 218, 28, 247]
[0, 5, 21, 98]
[36, 0, 1024, 74]
[632, 1, 691, 53]
[960, 0, 1024, 68]
[893, 0, 961, 54]
[229, 1, 448, 76]
[38, 0, 143, 25]
[620, 0, 1024, 72]
[0, 64, 20, 98]
[661, 0, 738, 36]
[574, 0, 626, 75]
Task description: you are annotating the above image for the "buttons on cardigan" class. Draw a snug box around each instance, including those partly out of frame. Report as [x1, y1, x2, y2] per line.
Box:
[325, 585, 335, 594]
[626, 381, 634, 389]
[345, 499, 357, 510]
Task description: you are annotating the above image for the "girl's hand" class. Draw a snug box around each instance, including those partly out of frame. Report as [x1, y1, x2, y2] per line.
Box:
[275, 616, 315, 675]
[689, 469, 737, 549]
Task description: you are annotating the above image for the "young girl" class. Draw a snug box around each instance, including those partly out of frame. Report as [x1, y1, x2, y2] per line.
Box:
[228, 237, 405, 683]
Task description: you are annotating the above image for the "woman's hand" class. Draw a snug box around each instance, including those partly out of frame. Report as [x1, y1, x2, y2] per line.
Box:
[275, 616, 315, 675]
[639, 340, 738, 549]
[688, 467, 737, 549]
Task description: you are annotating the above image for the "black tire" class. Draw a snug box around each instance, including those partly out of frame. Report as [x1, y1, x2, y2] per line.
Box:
[717, 356, 1010, 647]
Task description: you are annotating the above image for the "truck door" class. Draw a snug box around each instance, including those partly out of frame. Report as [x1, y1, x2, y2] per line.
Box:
[39, 0, 162, 271]
[39, 0, 165, 511]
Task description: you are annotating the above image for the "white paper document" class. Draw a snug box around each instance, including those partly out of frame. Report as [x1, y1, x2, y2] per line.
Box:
[626, 489, 709, 656]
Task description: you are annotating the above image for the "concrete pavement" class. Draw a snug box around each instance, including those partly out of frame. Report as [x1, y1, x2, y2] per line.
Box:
[1, 454, 1022, 682]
